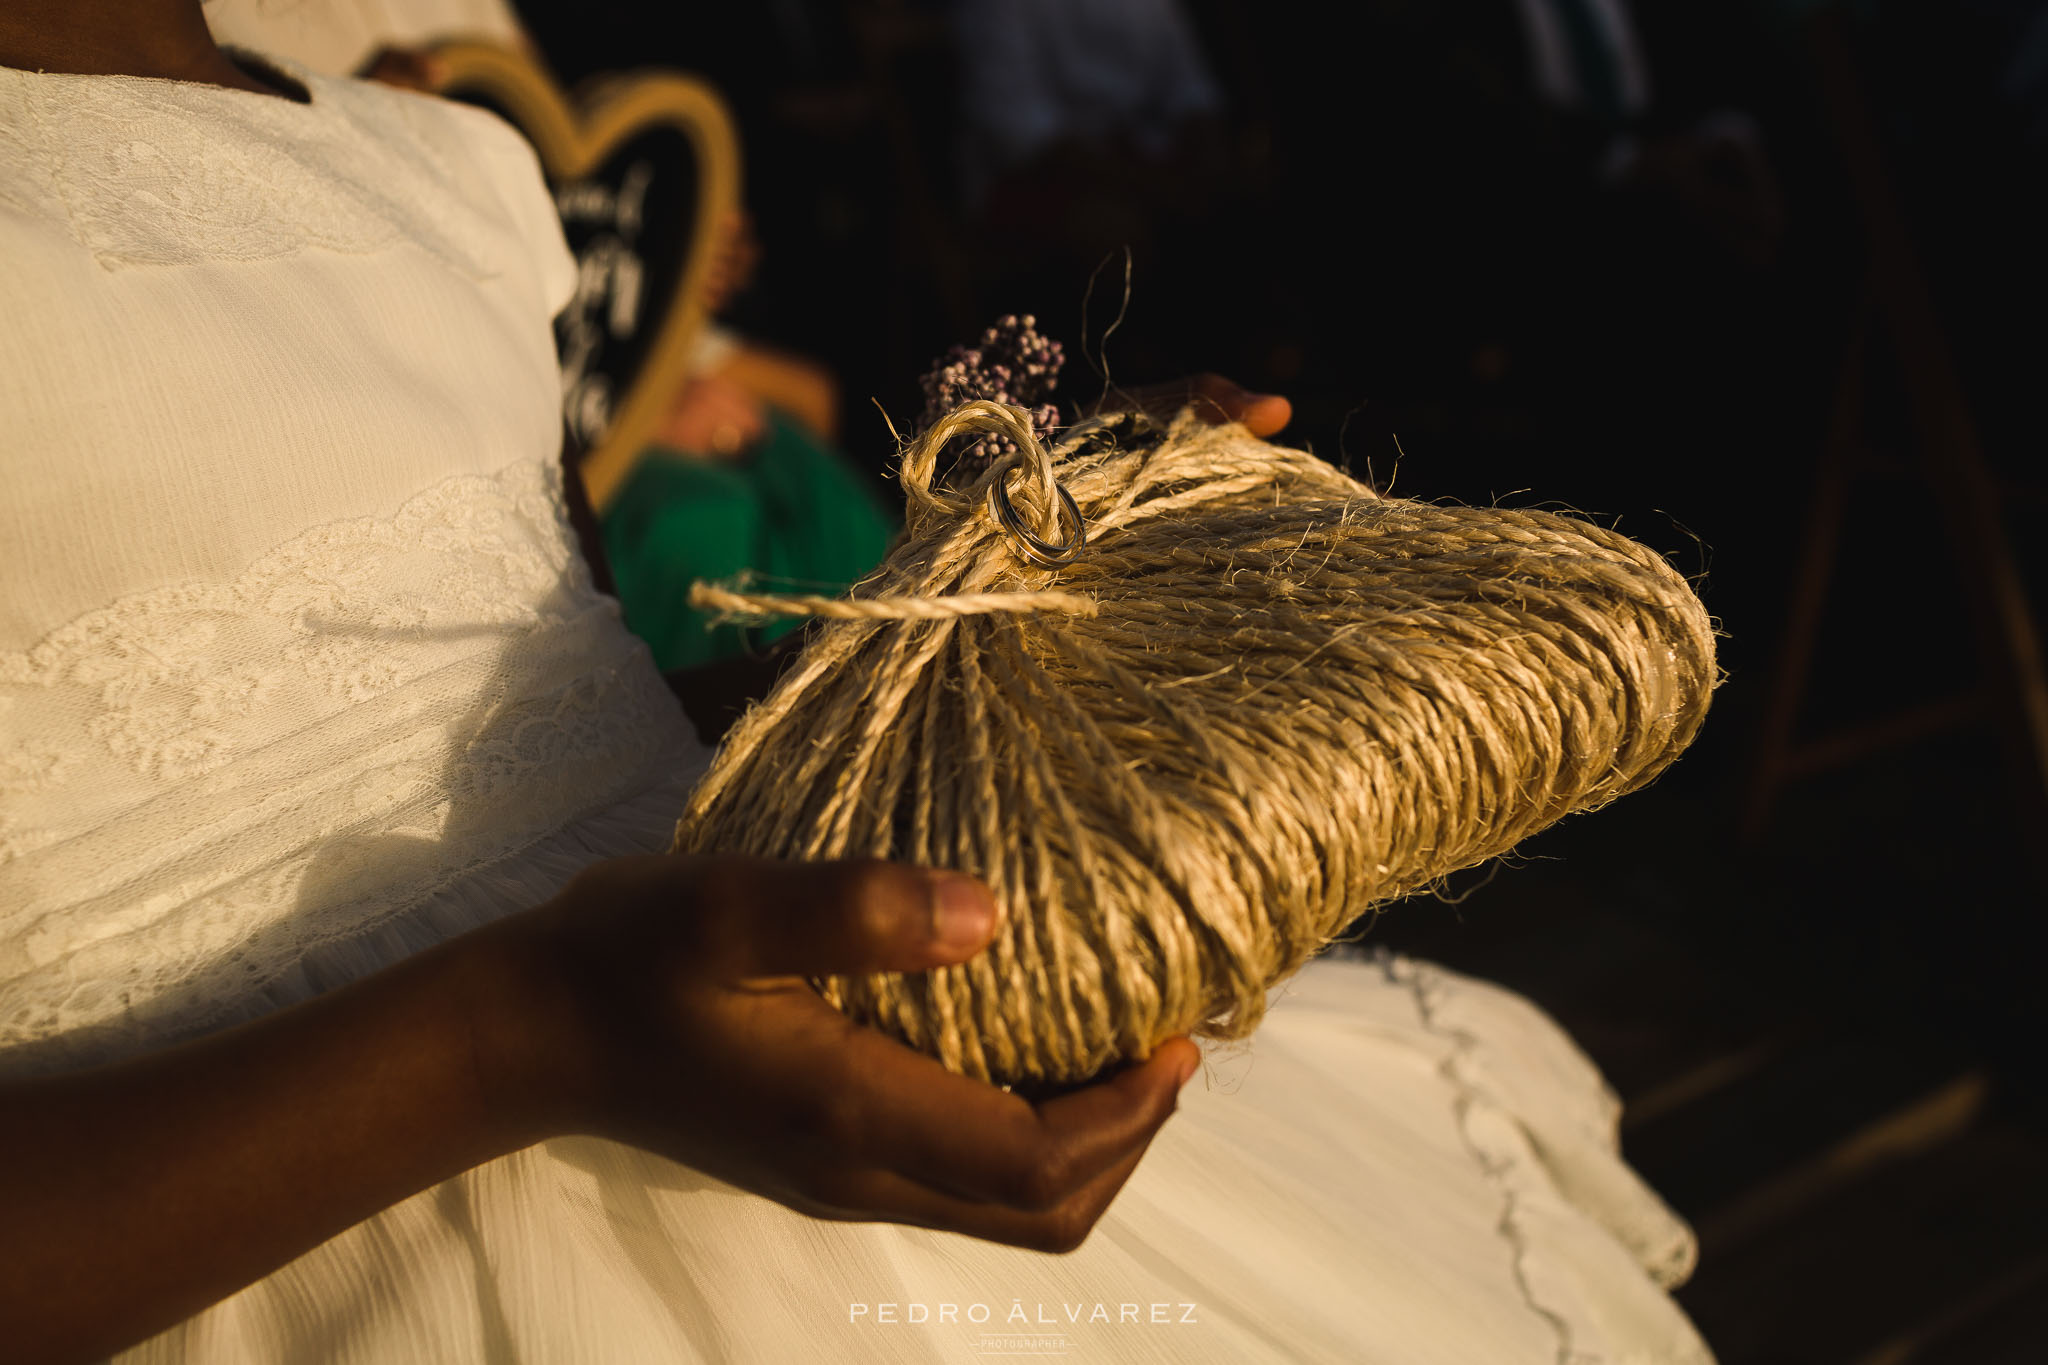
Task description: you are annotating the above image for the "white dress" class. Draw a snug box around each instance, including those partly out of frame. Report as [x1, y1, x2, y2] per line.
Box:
[202, 0, 526, 78]
[0, 57, 1715, 1365]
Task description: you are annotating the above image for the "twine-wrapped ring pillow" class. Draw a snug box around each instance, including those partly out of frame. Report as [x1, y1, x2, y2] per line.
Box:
[678, 401, 1716, 1085]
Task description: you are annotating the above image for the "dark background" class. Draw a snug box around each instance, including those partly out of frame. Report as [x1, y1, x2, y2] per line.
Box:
[515, 2, 2048, 1358]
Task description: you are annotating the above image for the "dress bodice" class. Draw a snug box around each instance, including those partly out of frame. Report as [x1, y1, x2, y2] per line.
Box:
[0, 56, 702, 1072]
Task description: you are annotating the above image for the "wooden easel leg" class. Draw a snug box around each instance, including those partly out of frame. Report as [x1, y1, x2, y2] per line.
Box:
[1810, 12, 2048, 886]
[1741, 302, 1869, 843]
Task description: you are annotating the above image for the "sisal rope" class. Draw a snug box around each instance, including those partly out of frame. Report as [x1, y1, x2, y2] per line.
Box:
[675, 400, 1717, 1085]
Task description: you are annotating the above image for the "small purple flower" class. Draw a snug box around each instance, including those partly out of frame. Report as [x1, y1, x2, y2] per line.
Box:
[916, 314, 1065, 479]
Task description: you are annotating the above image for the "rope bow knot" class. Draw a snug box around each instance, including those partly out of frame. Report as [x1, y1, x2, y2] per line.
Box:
[689, 400, 1102, 624]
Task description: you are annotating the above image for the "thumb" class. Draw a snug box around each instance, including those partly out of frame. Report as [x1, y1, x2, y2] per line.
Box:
[693, 856, 1002, 980]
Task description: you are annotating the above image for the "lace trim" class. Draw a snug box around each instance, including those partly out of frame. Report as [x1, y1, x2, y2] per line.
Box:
[0, 459, 696, 1058]
[2, 459, 574, 809]
[0, 53, 517, 275]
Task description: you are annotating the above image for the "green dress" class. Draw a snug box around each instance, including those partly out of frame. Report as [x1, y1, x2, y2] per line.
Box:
[599, 408, 897, 672]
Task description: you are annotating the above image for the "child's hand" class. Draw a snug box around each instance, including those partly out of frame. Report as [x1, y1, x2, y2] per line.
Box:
[495, 854, 1200, 1252]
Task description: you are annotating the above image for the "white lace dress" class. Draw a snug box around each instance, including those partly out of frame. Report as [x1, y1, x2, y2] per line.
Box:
[0, 58, 1715, 1365]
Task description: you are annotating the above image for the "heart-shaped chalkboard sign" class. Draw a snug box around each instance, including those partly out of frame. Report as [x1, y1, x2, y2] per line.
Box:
[429, 43, 740, 512]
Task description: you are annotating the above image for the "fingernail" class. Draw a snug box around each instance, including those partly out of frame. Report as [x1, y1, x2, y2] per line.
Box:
[925, 871, 997, 954]
[1176, 1053, 1201, 1088]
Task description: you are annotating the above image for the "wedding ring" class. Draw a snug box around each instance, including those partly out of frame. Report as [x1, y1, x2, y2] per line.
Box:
[987, 468, 1086, 568]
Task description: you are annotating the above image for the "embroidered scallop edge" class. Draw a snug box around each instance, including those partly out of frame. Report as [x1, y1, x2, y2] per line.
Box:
[1373, 947, 1592, 1365]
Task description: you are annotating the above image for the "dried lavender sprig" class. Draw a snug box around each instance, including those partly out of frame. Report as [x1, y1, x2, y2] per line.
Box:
[915, 314, 1066, 479]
